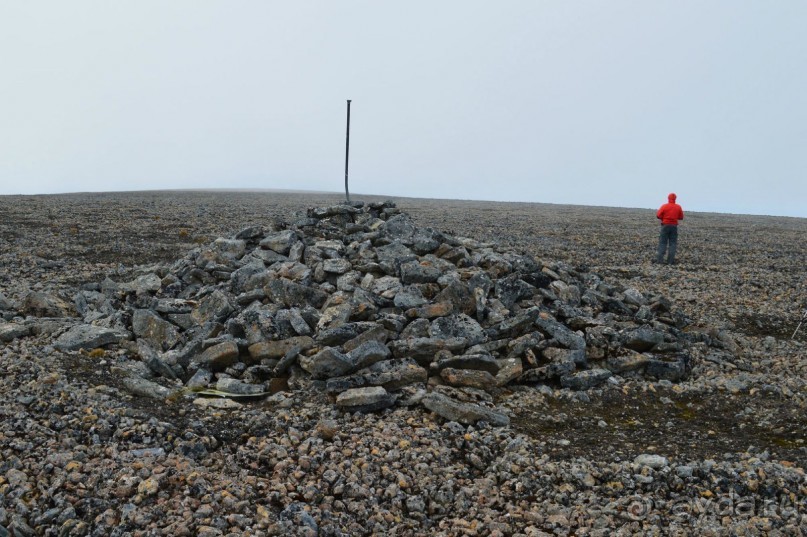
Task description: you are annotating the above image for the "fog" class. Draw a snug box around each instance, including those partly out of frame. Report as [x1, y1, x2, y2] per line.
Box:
[1, 1, 804, 217]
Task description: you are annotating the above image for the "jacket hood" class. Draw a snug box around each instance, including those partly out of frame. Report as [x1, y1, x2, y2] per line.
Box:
[668, 193, 677, 202]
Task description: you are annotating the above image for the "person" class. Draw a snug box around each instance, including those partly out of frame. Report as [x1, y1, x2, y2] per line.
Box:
[655, 193, 684, 264]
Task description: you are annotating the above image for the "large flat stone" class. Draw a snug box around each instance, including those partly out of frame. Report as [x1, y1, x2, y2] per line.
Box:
[421, 392, 509, 426]
[132, 309, 180, 350]
[55, 324, 130, 352]
[440, 368, 497, 390]
[622, 328, 665, 352]
[299, 347, 353, 379]
[560, 368, 612, 390]
[0, 323, 31, 343]
[535, 317, 586, 350]
[335, 386, 397, 412]
[325, 358, 428, 394]
[606, 351, 650, 374]
[248, 336, 314, 360]
[433, 353, 500, 375]
[194, 341, 239, 371]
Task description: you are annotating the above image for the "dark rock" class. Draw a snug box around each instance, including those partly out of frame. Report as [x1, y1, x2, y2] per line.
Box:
[250, 248, 289, 265]
[378, 313, 408, 333]
[411, 228, 441, 254]
[0, 292, 15, 311]
[495, 358, 523, 385]
[166, 336, 205, 370]
[518, 358, 575, 383]
[393, 285, 428, 309]
[248, 336, 314, 360]
[275, 308, 312, 336]
[507, 331, 545, 358]
[186, 368, 213, 389]
[216, 378, 266, 395]
[434, 280, 476, 316]
[325, 358, 428, 393]
[165, 313, 196, 330]
[370, 275, 403, 300]
[122, 375, 171, 400]
[317, 322, 375, 346]
[322, 258, 352, 274]
[542, 347, 587, 367]
[22, 291, 71, 318]
[265, 278, 327, 309]
[132, 309, 180, 350]
[439, 245, 469, 264]
[440, 368, 497, 390]
[560, 368, 612, 390]
[400, 260, 442, 284]
[550, 280, 581, 306]
[190, 290, 235, 324]
[495, 275, 536, 309]
[343, 325, 390, 353]
[193, 341, 239, 371]
[335, 386, 397, 412]
[54, 324, 129, 352]
[383, 213, 417, 240]
[429, 313, 486, 346]
[153, 298, 194, 314]
[260, 230, 299, 254]
[605, 350, 649, 374]
[604, 298, 634, 316]
[622, 288, 646, 306]
[0, 323, 31, 343]
[230, 261, 271, 294]
[485, 307, 541, 339]
[274, 261, 313, 282]
[433, 353, 500, 375]
[535, 317, 586, 350]
[311, 204, 360, 218]
[121, 273, 162, 295]
[622, 327, 665, 352]
[405, 301, 454, 320]
[136, 340, 179, 380]
[645, 356, 690, 381]
[650, 296, 672, 313]
[390, 337, 467, 363]
[212, 238, 246, 260]
[421, 392, 509, 426]
[634, 305, 655, 323]
[299, 347, 353, 379]
[521, 271, 553, 289]
[375, 241, 417, 275]
[273, 343, 304, 375]
[347, 340, 391, 370]
[234, 224, 264, 240]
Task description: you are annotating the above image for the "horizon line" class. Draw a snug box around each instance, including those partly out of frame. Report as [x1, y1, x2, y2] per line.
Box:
[1, 187, 804, 220]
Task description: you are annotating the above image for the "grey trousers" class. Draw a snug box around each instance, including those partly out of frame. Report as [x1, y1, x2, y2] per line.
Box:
[656, 225, 678, 263]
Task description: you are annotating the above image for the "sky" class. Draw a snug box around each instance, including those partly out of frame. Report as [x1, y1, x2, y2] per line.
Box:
[1, 1, 805, 217]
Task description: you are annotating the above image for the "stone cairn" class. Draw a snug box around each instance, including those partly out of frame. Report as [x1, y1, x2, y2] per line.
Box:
[52, 201, 712, 426]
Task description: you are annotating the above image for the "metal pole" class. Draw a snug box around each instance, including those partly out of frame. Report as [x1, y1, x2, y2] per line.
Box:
[344, 99, 351, 203]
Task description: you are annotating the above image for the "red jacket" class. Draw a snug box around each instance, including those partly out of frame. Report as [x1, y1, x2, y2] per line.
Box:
[657, 193, 684, 225]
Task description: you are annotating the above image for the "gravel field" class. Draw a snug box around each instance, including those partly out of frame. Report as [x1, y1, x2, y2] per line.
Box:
[1, 190, 805, 536]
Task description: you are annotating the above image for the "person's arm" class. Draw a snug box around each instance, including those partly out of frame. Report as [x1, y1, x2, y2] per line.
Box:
[656, 207, 663, 220]
[678, 206, 684, 220]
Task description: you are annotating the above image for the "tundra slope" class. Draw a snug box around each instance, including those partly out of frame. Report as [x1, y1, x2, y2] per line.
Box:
[0, 191, 805, 536]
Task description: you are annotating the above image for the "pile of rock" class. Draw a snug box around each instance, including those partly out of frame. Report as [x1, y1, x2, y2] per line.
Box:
[5, 202, 722, 425]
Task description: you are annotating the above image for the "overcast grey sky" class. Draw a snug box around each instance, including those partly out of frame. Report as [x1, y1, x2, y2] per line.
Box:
[1, 1, 805, 217]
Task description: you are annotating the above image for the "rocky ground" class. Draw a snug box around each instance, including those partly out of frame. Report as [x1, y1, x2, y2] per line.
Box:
[1, 190, 805, 536]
